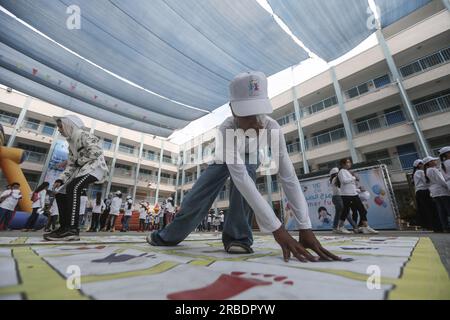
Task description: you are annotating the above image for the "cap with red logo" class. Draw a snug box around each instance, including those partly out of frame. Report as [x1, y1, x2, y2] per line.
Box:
[229, 71, 273, 117]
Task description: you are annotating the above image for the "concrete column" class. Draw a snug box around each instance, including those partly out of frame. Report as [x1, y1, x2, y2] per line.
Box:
[375, 30, 430, 157]
[105, 128, 122, 196]
[132, 133, 145, 201]
[155, 140, 164, 203]
[291, 68, 310, 173]
[7, 96, 32, 147]
[174, 160, 180, 206]
[89, 119, 96, 135]
[330, 66, 359, 163]
[180, 148, 186, 203]
[196, 135, 203, 180]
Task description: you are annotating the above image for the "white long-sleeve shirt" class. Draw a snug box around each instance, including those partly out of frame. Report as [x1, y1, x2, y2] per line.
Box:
[441, 160, 450, 182]
[124, 199, 133, 216]
[413, 170, 429, 192]
[338, 169, 358, 196]
[92, 201, 106, 214]
[31, 190, 47, 209]
[427, 167, 450, 197]
[0, 189, 22, 211]
[214, 116, 311, 233]
[110, 197, 122, 216]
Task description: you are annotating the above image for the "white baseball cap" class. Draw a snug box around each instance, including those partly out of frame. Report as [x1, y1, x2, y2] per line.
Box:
[423, 156, 439, 165]
[115, 190, 122, 195]
[229, 71, 273, 117]
[439, 146, 450, 155]
[329, 167, 339, 175]
[413, 159, 423, 168]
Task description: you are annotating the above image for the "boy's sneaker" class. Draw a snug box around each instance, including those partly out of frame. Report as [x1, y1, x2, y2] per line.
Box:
[360, 226, 379, 234]
[353, 227, 363, 234]
[335, 226, 351, 234]
[225, 242, 254, 254]
[44, 228, 80, 241]
[43, 227, 65, 239]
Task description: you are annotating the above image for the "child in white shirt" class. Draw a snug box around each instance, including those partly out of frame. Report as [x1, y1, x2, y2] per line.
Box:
[0, 183, 22, 230]
[149, 72, 340, 262]
[423, 156, 450, 232]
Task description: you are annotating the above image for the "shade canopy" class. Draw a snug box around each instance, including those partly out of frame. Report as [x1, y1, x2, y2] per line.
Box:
[0, 0, 432, 137]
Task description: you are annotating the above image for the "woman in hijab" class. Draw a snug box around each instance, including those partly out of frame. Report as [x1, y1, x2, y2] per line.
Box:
[44, 115, 109, 241]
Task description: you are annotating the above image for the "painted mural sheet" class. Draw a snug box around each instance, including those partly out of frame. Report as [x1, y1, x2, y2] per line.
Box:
[1, 234, 449, 300]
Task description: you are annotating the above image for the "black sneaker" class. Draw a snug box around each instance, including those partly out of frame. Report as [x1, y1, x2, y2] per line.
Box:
[225, 242, 254, 254]
[44, 228, 80, 241]
[43, 227, 65, 239]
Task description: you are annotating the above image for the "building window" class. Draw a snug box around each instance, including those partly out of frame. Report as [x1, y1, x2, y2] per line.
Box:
[102, 138, 113, 150]
[42, 122, 56, 136]
[24, 118, 40, 130]
[119, 143, 135, 155]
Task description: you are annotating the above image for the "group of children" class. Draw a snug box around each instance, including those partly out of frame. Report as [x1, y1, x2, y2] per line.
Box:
[329, 158, 378, 235]
[412, 147, 450, 232]
[138, 198, 176, 232]
[196, 209, 225, 232]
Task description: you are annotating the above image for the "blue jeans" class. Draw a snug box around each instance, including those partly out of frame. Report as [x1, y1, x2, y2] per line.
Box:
[122, 215, 131, 231]
[0, 208, 14, 230]
[152, 163, 257, 248]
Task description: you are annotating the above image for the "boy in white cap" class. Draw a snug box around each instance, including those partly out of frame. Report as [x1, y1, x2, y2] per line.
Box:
[423, 156, 450, 232]
[44, 115, 109, 241]
[148, 72, 340, 262]
[121, 195, 133, 232]
[108, 191, 123, 232]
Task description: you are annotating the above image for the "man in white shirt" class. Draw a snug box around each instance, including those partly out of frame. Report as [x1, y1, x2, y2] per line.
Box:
[0, 183, 22, 230]
[148, 72, 340, 262]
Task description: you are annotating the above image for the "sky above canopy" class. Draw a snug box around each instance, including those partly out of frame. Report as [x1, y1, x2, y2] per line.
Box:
[0, 0, 433, 138]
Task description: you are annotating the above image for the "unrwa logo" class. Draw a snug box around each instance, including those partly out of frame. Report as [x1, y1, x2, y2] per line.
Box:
[249, 79, 260, 97]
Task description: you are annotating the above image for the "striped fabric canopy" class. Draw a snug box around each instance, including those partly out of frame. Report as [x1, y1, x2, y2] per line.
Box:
[0, 0, 432, 136]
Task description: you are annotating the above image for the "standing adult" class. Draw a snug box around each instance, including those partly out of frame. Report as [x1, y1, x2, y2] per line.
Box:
[44, 115, 109, 241]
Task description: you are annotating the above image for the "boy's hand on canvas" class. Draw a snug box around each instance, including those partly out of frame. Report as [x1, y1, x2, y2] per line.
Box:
[273, 226, 318, 263]
[299, 229, 342, 261]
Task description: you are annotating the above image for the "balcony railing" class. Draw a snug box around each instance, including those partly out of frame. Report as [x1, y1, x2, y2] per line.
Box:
[286, 142, 301, 154]
[160, 176, 176, 186]
[23, 151, 47, 164]
[400, 47, 450, 78]
[353, 110, 406, 135]
[303, 95, 338, 116]
[118, 145, 138, 156]
[21, 121, 56, 137]
[376, 152, 419, 172]
[276, 112, 296, 126]
[0, 114, 18, 127]
[102, 140, 114, 151]
[306, 127, 346, 150]
[344, 74, 392, 100]
[138, 173, 154, 183]
[114, 169, 135, 179]
[414, 94, 450, 117]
